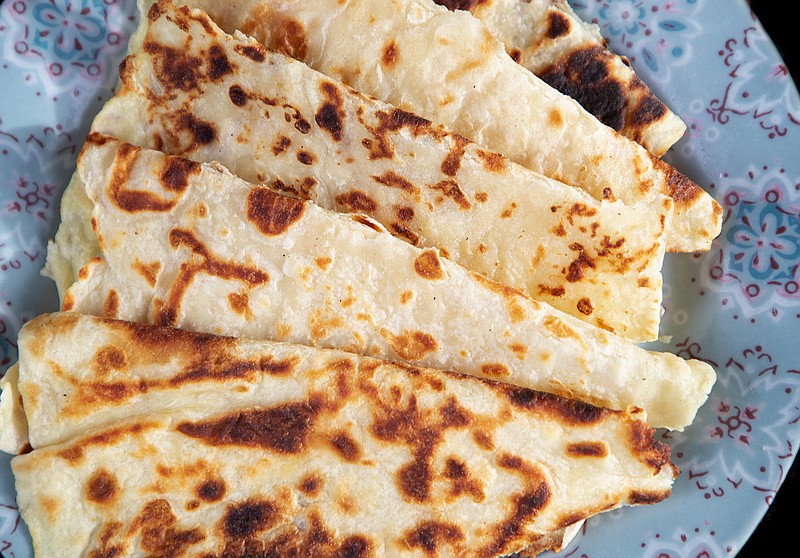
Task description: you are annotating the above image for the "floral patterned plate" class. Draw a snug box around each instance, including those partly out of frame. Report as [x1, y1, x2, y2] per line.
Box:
[1, 0, 799, 556]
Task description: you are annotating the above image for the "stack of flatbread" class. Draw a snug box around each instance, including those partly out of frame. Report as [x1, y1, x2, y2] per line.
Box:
[0, 0, 722, 556]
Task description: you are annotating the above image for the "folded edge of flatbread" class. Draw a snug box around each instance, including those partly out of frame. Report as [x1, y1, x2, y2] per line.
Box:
[54, 133, 714, 430]
[7, 312, 675, 557]
[159, 0, 721, 252]
[434, 0, 687, 157]
[59, 0, 674, 342]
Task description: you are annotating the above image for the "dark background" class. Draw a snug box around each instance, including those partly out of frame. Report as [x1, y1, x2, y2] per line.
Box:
[734, 4, 798, 556]
[0, 0, 797, 557]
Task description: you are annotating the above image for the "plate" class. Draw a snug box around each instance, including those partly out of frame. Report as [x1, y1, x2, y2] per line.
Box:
[1, 0, 799, 556]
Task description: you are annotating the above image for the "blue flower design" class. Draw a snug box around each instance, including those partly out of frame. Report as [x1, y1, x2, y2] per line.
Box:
[598, 0, 646, 37]
[726, 194, 800, 284]
[31, 0, 106, 63]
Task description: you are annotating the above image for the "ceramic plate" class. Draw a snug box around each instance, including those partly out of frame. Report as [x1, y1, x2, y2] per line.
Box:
[1, 0, 799, 556]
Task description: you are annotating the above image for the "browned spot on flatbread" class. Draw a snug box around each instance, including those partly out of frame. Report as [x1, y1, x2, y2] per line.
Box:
[233, 42, 267, 62]
[335, 190, 378, 213]
[382, 329, 438, 361]
[414, 250, 445, 280]
[577, 297, 594, 316]
[93, 346, 127, 377]
[475, 149, 505, 172]
[546, 11, 572, 39]
[329, 431, 362, 462]
[381, 40, 399, 67]
[134, 498, 205, 555]
[405, 521, 465, 555]
[390, 223, 420, 246]
[430, 179, 471, 209]
[299, 473, 324, 497]
[104, 290, 119, 318]
[196, 478, 226, 502]
[222, 499, 279, 539]
[650, 155, 706, 206]
[567, 441, 608, 458]
[272, 18, 308, 60]
[228, 84, 247, 106]
[160, 155, 201, 193]
[481, 363, 509, 378]
[174, 110, 218, 147]
[440, 135, 469, 177]
[271, 135, 292, 155]
[207, 43, 234, 80]
[396, 206, 414, 221]
[372, 171, 419, 198]
[177, 403, 316, 454]
[316, 81, 346, 141]
[565, 243, 596, 283]
[539, 46, 627, 132]
[142, 41, 202, 92]
[432, 0, 488, 10]
[132, 260, 161, 287]
[443, 457, 485, 502]
[227, 291, 251, 317]
[87, 470, 119, 505]
[296, 150, 315, 165]
[502, 384, 609, 425]
[247, 186, 305, 236]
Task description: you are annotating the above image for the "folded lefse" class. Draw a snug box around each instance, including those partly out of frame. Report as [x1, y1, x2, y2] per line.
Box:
[4, 312, 675, 557]
[434, 0, 688, 157]
[62, 0, 673, 343]
[160, 0, 721, 253]
[55, 133, 713, 431]
[0, 1, 723, 555]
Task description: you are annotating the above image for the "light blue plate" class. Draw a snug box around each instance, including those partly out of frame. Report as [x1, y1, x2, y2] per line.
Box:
[1, 0, 799, 556]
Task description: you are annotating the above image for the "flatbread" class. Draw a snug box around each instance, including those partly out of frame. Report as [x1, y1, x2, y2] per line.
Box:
[8, 312, 676, 557]
[57, 133, 715, 430]
[55, 0, 674, 341]
[159, 0, 721, 252]
[434, 0, 687, 157]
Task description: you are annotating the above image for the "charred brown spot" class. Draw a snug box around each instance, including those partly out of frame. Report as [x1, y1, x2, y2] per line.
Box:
[440, 397, 471, 428]
[538, 285, 566, 298]
[567, 441, 608, 458]
[296, 150, 315, 165]
[233, 43, 267, 62]
[508, 48, 522, 63]
[177, 112, 217, 146]
[372, 171, 419, 198]
[299, 473, 324, 497]
[227, 291, 250, 317]
[335, 190, 378, 213]
[652, 155, 705, 206]
[177, 403, 316, 453]
[93, 345, 127, 375]
[132, 260, 161, 288]
[208, 43, 234, 80]
[430, 179, 471, 209]
[273, 18, 308, 59]
[396, 206, 414, 221]
[104, 290, 119, 317]
[443, 457, 485, 502]
[228, 84, 248, 106]
[87, 470, 119, 505]
[629, 489, 670, 505]
[398, 457, 432, 502]
[247, 186, 305, 236]
[539, 46, 627, 132]
[475, 149, 505, 172]
[630, 421, 675, 471]
[316, 82, 346, 141]
[481, 363, 509, 377]
[546, 11, 572, 39]
[414, 250, 445, 280]
[134, 498, 205, 555]
[333, 535, 371, 558]
[390, 223, 420, 245]
[223, 499, 278, 539]
[433, 0, 487, 10]
[160, 156, 200, 193]
[577, 297, 594, 316]
[329, 432, 362, 462]
[565, 243, 596, 282]
[441, 136, 469, 177]
[383, 329, 438, 361]
[503, 385, 609, 425]
[197, 479, 226, 502]
[631, 91, 667, 127]
[472, 430, 494, 450]
[382, 40, 399, 67]
[271, 135, 292, 155]
[143, 41, 202, 91]
[405, 521, 464, 555]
